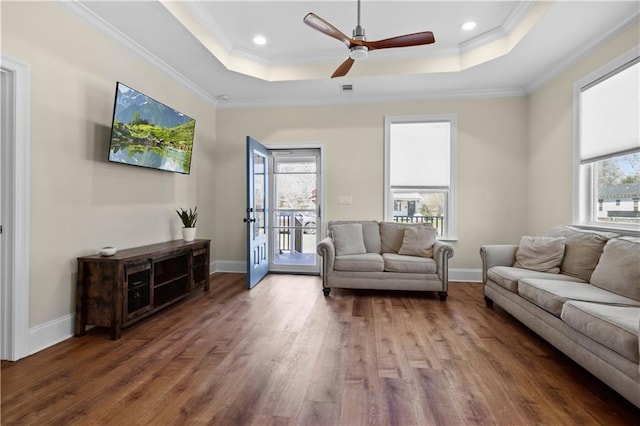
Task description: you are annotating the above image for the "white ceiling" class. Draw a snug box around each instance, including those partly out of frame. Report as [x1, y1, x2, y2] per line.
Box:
[65, 1, 640, 108]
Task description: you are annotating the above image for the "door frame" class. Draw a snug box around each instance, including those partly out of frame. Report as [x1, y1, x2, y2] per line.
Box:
[1, 55, 31, 361]
[264, 142, 325, 275]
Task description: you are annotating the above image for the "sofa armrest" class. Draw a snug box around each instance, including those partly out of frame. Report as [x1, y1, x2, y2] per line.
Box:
[479, 245, 518, 284]
[433, 241, 454, 289]
[317, 237, 336, 286]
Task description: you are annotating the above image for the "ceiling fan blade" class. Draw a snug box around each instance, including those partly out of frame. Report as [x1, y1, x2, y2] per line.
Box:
[331, 57, 355, 78]
[364, 31, 435, 51]
[303, 13, 352, 48]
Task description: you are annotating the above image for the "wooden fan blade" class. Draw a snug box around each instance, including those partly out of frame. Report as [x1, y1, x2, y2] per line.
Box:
[303, 13, 352, 48]
[364, 31, 435, 51]
[331, 57, 355, 78]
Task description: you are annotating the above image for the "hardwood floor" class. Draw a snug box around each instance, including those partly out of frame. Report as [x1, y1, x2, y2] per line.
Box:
[2, 274, 638, 425]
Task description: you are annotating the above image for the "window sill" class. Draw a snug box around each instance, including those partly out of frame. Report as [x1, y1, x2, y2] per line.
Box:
[571, 223, 640, 238]
[437, 237, 458, 243]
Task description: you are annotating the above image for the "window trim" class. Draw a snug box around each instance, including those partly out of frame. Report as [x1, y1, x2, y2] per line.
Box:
[384, 114, 457, 240]
[572, 48, 640, 236]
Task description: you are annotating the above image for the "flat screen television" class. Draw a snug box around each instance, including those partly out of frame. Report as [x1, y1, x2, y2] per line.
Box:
[107, 82, 196, 174]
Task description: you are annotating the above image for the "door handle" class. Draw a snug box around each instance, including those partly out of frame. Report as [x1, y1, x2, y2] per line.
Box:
[243, 217, 256, 223]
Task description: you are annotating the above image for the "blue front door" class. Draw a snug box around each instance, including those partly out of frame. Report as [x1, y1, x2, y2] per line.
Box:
[245, 137, 269, 288]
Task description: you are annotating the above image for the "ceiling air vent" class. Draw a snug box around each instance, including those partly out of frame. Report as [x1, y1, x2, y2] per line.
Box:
[340, 84, 354, 93]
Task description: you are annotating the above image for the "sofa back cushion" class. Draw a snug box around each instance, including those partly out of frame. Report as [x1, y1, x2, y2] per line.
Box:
[328, 221, 381, 253]
[548, 225, 618, 281]
[379, 222, 434, 254]
[513, 236, 566, 273]
[330, 223, 366, 256]
[398, 226, 437, 258]
[590, 237, 640, 301]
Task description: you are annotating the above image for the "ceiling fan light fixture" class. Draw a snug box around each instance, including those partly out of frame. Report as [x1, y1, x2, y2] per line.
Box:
[461, 21, 477, 31]
[349, 45, 368, 60]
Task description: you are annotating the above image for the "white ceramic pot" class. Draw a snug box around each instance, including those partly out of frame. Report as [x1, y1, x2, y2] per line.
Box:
[182, 227, 196, 242]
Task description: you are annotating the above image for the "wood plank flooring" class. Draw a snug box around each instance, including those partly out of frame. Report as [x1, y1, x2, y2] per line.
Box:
[2, 273, 638, 425]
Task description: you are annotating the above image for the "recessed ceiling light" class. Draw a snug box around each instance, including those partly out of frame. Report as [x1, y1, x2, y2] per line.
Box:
[461, 21, 477, 31]
[253, 35, 267, 46]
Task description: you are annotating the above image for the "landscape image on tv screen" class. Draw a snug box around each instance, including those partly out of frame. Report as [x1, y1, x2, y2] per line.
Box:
[108, 82, 196, 174]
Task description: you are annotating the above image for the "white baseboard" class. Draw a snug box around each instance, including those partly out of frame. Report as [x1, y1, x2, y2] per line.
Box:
[28, 313, 75, 356]
[450, 268, 482, 283]
[211, 260, 245, 273]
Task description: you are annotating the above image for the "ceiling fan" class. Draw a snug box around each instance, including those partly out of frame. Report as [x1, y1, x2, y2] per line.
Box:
[303, 0, 436, 78]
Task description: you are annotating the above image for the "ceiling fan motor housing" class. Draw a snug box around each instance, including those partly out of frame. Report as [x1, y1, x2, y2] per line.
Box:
[349, 45, 368, 60]
[350, 25, 368, 60]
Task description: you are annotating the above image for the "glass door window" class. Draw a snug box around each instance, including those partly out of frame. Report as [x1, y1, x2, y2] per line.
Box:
[270, 149, 320, 273]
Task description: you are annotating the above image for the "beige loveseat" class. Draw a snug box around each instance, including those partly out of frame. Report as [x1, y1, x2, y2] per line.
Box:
[317, 221, 454, 299]
[480, 226, 640, 408]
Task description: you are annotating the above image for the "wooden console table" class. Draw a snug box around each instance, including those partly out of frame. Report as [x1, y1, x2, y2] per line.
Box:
[75, 239, 210, 340]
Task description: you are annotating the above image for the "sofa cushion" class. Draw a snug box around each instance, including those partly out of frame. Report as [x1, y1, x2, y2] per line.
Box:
[590, 237, 640, 302]
[361, 221, 382, 254]
[331, 223, 366, 256]
[548, 226, 616, 282]
[513, 236, 566, 273]
[334, 253, 384, 272]
[518, 278, 640, 317]
[328, 221, 381, 253]
[380, 222, 434, 254]
[382, 253, 437, 274]
[398, 226, 437, 258]
[487, 266, 584, 293]
[561, 301, 640, 363]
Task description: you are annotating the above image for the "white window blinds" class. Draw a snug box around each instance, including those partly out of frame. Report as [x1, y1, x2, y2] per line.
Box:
[579, 59, 640, 164]
[390, 122, 451, 187]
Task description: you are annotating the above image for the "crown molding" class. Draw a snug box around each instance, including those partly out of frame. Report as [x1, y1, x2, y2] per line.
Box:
[526, 14, 640, 93]
[55, 0, 218, 106]
[216, 87, 526, 110]
[460, 1, 533, 53]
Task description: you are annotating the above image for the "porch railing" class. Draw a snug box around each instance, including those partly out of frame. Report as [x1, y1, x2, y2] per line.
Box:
[393, 215, 445, 236]
[276, 212, 303, 254]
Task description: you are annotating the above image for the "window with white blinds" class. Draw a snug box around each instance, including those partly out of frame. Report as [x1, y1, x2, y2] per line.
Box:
[579, 59, 640, 163]
[384, 115, 457, 239]
[575, 53, 640, 231]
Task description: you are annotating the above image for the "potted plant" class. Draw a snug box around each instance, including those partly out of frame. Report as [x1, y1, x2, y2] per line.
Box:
[176, 206, 198, 241]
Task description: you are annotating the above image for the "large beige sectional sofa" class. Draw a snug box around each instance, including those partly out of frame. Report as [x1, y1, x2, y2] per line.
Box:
[317, 221, 454, 299]
[480, 225, 640, 407]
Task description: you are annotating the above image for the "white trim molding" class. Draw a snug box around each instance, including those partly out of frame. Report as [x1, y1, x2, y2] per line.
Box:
[449, 268, 482, 283]
[28, 314, 75, 355]
[211, 260, 245, 274]
[0, 55, 31, 361]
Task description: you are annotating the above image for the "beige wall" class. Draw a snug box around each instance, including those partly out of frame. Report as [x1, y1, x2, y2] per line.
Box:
[2, 1, 637, 332]
[216, 20, 639, 272]
[2, 1, 216, 326]
[527, 22, 639, 234]
[216, 97, 530, 270]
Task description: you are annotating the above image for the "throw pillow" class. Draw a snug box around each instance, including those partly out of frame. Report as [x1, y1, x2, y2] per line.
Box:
[398, 226, 437, 257]
[548, 226, 612, 281]
[590, 237, 640, 301]
[332, 223, 366, 256]
[514, 236, 566, 273]
[380, 222, 434, 253]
